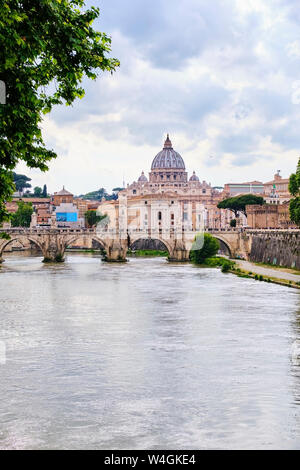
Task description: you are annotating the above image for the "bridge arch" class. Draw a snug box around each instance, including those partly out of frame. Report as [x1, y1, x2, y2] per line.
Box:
[129, 236, 172, 255]
[64, 235, 108, 253]
[0, 236, 44, 258]
[211, 235, 233, 257]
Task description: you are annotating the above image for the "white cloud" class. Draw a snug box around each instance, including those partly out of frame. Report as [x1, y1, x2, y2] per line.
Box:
[16, 0, 300, 193]
[287, 40, 300, 58]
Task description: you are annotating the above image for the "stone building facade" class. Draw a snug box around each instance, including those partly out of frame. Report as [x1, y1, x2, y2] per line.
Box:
[52, 187, 84, 228]
[223, 170, 294, 229]
[246, 203, 297, 229]
[263, 171, 291, 204]
[223, 181, 264, 196]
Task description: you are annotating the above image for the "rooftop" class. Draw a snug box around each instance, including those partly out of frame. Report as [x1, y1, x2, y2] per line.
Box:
[226, 181, 263, 186]
[12, 197, 50, 203]
[54, 186, 73, 196]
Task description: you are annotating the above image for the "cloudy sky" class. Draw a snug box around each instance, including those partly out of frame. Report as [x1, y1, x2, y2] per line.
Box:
[17, 0, 300, 194]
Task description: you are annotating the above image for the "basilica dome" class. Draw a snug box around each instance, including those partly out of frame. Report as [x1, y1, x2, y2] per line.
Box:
[151, 135, 185, 170]
[189, 171, 199, 182]
[138, 171, 148, 182]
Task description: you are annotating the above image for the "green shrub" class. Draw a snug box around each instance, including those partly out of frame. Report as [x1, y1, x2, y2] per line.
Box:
[203, 257, 235, 270]
[203, 257, 223, 267]
[190, 233, 220, 264]
[221, 260, 232, 272]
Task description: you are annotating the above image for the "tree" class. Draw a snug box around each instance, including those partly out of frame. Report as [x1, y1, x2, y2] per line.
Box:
[190, 233, 220, 264]
[11, 201, 33, 227]
[13, 172, 32, 193]
[85, 210, 106, 228]
[80, 188, 108, 200]
[42, 184, 47, 198]
[289, 158, 300, 225]
[80, 187, 125, 201]
[217, 194, 265, 217]
[33, 186, 42, 197]
[0, 1, 119, 223]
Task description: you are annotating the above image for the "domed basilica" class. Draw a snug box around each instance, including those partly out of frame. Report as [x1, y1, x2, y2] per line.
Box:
[99, 135, 234, 231]
[125, 134, 217, 203]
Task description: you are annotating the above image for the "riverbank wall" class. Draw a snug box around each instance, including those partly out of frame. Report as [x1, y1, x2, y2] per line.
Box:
[249, 230, 300, 269]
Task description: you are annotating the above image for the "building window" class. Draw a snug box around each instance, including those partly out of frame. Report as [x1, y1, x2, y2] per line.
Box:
[158, 211, 162, 221]
[133, 190, 136, 194]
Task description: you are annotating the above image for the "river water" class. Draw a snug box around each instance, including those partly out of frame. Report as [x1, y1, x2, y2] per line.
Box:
[0, 252, 299, 450]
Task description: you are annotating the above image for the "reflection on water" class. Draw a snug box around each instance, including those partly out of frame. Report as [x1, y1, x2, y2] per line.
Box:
[0, 253, 299, 449]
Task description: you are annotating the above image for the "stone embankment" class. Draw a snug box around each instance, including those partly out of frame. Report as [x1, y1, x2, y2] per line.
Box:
[249, 230, 300, 269]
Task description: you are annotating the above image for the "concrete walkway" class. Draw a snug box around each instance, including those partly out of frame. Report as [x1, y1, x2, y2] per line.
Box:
[235, 260, 300, 283]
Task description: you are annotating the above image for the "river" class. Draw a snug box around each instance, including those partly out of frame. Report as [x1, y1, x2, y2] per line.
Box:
[0, 252, 299, 449]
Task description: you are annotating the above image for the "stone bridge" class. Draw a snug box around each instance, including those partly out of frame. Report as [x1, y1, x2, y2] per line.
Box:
[0, 227, 253, 263]
[0, 228, 117, 263]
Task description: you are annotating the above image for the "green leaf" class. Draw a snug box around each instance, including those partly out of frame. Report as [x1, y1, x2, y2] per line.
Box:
[0, 0, 119, 224]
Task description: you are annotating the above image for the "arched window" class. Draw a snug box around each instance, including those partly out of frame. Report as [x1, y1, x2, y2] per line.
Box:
[158, 211, 162, 221]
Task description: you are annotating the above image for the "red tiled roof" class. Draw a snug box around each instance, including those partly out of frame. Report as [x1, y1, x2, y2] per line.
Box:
[12, 198, 50, 203]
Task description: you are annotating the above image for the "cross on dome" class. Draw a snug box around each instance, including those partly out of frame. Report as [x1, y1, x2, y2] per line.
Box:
[163, 134, 173, 149]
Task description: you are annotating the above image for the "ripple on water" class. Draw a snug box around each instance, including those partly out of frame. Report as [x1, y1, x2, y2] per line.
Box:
[0, 254, 299, 450]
